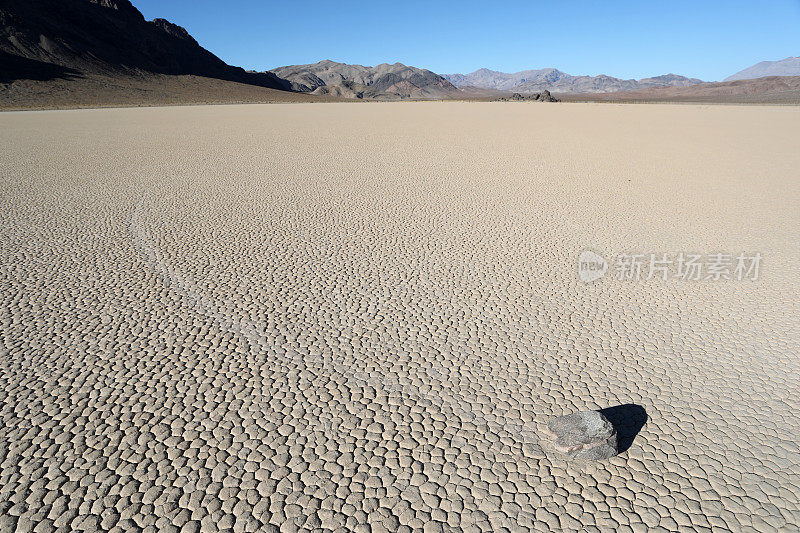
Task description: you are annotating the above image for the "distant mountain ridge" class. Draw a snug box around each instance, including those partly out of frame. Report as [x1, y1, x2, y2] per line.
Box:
[0, 0, 289, 89]
[724, 57, 800, 81]
[569, 75, 800, 105]
[271, 60, 458, 100]
[444, 68, 704, 94]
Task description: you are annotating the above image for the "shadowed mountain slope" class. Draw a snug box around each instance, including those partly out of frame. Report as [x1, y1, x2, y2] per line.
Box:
[0, 0, 289, 89]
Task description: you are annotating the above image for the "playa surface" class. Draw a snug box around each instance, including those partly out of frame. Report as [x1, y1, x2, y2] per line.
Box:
[1, 102, 799, 532]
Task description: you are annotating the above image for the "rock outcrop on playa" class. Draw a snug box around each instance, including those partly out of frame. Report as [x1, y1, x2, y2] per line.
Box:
[496, 90, 559, 102]
[444, 67, 704, 94]
[271, 60, 459, 100]
[0, 0, 289, 89]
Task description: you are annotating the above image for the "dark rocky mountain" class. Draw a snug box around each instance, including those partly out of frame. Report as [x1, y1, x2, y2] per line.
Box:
[0, 0, 289, 89]
[271, 60, 458, 100]
[444, 68, 704, 94]
[724, 57, 800, 81]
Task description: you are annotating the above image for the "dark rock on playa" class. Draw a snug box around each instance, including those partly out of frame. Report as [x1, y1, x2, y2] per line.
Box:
[544, 410, 618, 460]
[496, 90, 559, 102]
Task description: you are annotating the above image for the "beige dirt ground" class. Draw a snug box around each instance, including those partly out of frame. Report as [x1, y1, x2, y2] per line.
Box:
[1, 102, 799, 532]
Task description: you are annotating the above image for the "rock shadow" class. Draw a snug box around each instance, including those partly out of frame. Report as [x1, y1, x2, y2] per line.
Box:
[598, 404, 648, 454]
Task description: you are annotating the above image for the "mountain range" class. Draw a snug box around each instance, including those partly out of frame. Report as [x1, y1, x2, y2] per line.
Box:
[0, 0, 797, 107]
[271, 60, 457, 100]
[564, 75, 800, 105]
[724, 57, 800, 81]
[444, 68, 705, 94]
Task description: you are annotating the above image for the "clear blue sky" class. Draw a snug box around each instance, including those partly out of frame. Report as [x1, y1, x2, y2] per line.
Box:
[134, 0, 800, 81]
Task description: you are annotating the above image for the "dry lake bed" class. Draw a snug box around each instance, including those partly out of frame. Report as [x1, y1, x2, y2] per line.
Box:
[1, 102, 799, 532]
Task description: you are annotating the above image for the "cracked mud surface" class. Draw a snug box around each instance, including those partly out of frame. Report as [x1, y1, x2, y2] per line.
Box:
[1, 102, 799, 531]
